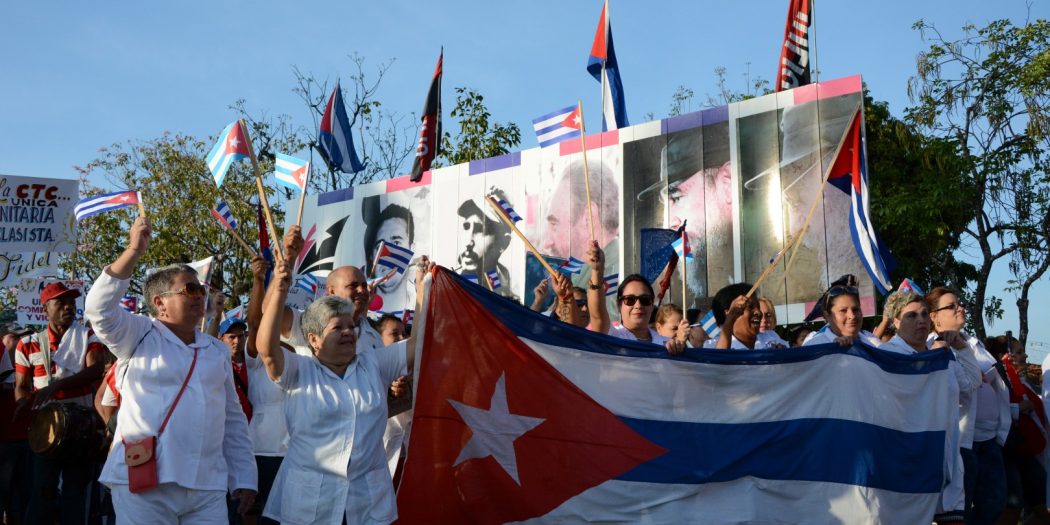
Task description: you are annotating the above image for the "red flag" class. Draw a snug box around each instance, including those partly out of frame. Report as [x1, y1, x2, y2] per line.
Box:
[410, 50, 443, 182]
[775, 0, 812, 92]
[396, 267, 664, 524]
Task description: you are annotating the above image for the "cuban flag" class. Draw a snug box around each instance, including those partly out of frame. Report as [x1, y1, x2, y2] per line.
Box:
[205, 120, 251, 187]
[670, 230, 693, 260]
[74, 190, 140, 221]
[558, 257, 586, 275]
[828, 110, 895, 294]
[603, 273, 619, 296]
[376, 241, 414, 275]
[699, 309, 721, 339]
[224, 305, 245, 321]
[118, 295, 138, 313]
[532, 105, 583, 148]
[318, 82, 366, 174]
[295, 273, 323, 296]
[898, 278, 925, 296]
[485, 270, 502, 290]
[274, 152, 309, 192]
[210, 200, 238, 231]
[586, 1, 628, 131]
[397, 267, 955, 523]
[487, 195, 523, 223]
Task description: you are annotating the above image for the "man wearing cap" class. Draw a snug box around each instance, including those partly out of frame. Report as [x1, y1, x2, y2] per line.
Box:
[455, 187, 518, 302]
[220, 318, 252, 422]
[13, 281, 106, 525]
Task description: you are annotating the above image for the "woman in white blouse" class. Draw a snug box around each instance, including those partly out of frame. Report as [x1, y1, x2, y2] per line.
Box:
[256, 226, 416, 525]
[802, 277, 882, 347]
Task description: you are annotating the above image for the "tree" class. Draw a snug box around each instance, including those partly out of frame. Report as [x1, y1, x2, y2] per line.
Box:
[63, 131, 291, 307]
[437, 87, 522, 166]
[292, 53, 419, 190]
[907, 17, 1050, 340]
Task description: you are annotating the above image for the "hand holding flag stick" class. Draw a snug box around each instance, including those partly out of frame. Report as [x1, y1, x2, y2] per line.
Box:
[484, 196, 559, 279]
[746, 233, 798, 298]
[135, 191, 147, 218]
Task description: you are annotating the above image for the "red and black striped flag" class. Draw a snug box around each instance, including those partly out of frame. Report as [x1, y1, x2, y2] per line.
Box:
[775, 0, 811, 92]
[410, 50, 443, 182]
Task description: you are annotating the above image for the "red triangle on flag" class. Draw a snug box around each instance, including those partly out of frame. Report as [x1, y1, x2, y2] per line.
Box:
[225, 122, 252, 156]
[396, 268, 666, 524]
[561, 105, 583, 131]
[827, 109, 862, 193]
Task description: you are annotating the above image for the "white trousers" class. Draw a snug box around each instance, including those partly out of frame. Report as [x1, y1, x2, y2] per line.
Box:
[111, 482, 227, 525]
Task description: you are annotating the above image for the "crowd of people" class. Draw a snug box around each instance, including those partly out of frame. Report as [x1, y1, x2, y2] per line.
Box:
[0, 216, 1047, 525]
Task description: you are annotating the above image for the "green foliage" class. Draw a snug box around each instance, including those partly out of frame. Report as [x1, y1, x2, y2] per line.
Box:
[437, 87, 522, 166]
[907, 17, 1050, 339]
[669, 85, 695, 116]
[63, 131, 289, 305]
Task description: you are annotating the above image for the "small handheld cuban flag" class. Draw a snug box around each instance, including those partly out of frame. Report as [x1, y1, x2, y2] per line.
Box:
[897, 278, 924, 296]
[119, 295, 138, 313]
[274, 152, 309, 192]
[603, 274, 619, 296]
[533, 104, 583, 148]
[558, 257, 586, 275]
[205, 120, 251, 188]
[490, 196, 523, 223]
[210, 200, 238, 231]
[376, 242, 414, 275]
[224, 305, 245, 321]
[295, 273, 322, 296]
[74, 190, 140, 221]
[401, 309, 414, 328]
[700, 309, 721, 339]
[670, 230, 693, 260]
[485, 270, 502, 290]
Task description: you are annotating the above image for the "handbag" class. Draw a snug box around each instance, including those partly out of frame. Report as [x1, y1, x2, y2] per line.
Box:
[122, 347, 199, 493]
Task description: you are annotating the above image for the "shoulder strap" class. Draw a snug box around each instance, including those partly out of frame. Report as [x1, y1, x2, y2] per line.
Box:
[117, 328, 154, 391]
[158, 348, 199, 436]
[36, 330, 52, 385]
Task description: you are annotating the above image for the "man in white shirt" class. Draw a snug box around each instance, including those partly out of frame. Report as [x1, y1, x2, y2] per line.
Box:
[85, 216, 256, 525]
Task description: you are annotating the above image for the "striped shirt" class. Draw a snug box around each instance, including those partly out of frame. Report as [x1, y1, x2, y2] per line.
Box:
[14, 323, 104, 401]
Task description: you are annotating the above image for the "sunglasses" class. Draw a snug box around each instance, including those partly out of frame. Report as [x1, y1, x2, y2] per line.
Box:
[619, 295, 654, 307]
[933, 302, 963, 313]
[575, 299, 587, 308]
[823, 285, 859, 309]
[161, 282, 208, 298]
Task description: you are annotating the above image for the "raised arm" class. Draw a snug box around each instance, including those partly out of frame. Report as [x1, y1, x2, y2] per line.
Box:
[85, 216, 152, 357]
[552, 272, 583, 327]
[256, 226, 302, 381]
[245, 255, 270, 359]
[585, 241, 610, 333]
[714, 296, 748, 350]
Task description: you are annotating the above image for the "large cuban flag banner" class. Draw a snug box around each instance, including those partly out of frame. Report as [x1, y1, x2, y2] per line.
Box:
[397, 267, 957, 524]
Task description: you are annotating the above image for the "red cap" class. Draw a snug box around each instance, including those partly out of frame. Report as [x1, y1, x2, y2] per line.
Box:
[40, 282, 81, 304]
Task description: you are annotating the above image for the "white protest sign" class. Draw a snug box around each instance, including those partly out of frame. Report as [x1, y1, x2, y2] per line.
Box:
[0, 252, 60, 287]
[0, 174, 78, 253]
[16, 278, 86, 325]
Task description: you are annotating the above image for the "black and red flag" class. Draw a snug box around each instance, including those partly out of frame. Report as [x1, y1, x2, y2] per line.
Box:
[775, 0, 812, 92]
[410, 49, 443, 182]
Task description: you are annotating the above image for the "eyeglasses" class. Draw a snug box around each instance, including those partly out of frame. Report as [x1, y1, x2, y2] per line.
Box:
[933, 302, 963, 313]
[619, 295, 654, 307]
[823, 285, 859, 309]
[161, 282, 208, 298]
[575, 299, 587, 308]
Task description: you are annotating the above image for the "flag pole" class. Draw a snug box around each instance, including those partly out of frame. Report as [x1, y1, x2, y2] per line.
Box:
[747, 234, 797, 298]
[226, 228, 259, 257]
[484, 197, 559, 278]
[600, 0, 609, 133]
[135, 191, 147, 218]
[369, 241, 384, 279]
[295, 165, 311, 228]
[781, 104, 861, 274]
[576, 100, 597, 243]
[238, 119, 284, 261]
[681, 255, 687, 308]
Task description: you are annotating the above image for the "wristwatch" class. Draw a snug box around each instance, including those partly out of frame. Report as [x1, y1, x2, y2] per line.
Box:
[588, 282, 602, 290]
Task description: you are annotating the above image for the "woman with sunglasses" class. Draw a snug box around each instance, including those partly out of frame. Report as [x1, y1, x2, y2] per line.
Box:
[926, 287, 1010, 525]
[802, 278, 882, 347]
[256, 226, 416, 525]
[879, 289, 982, 525]
[84, 216, 258, 523]
[705, 283, 787, 350]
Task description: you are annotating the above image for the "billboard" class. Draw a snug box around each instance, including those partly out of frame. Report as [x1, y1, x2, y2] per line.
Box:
[291, 76, 874, 324]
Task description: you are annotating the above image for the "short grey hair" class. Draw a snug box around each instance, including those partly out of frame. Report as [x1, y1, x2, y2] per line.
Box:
[143, 264, 197, 316]
[301, 296, 355, 350]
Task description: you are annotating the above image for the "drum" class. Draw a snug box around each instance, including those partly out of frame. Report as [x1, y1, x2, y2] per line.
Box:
[27, 402, 105, 460]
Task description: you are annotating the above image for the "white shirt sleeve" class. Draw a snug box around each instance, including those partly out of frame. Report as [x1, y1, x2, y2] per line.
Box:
[220, 351, 258, 492]
[85, 268, 152, 359]
[951, 344, 982, 395]
[273, 347, 304, 391]
[376, 340, 409, 386]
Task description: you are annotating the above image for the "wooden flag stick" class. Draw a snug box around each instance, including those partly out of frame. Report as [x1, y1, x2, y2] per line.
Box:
[369, 241, 384, 278]
[747, 234, 798, 298]
[135, 191, 147, 218]
[295, 165, 311, 227]
[576, 100, 597, 243]
[226, 228, 258, 257]
[484, 197, 559, 279]
[238, 119, 284, 261]
[782, 104, 862, 275]
[682, 255, 688, 308]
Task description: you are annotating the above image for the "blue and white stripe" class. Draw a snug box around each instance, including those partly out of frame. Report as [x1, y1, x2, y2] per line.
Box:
[205, 121, 247, 187]
[274, 152, 309, 192]
[74, 190, 139, 221]
[603, 274, 619, 296]
[211, 201, 238, 230]
[493, 197, 523, 223]
[377, 243, 414, 275]
[699, 309, 721, 339]
[485, 270, 501, 289]
[532, 105, 582, 148]
[558, 257, 586, 275]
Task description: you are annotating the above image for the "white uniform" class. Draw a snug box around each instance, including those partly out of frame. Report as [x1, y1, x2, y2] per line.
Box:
[702, 330, 788, 350]
[803, 326, 883, 347]
[263, 340, 407, 525]
[608, 323, 671, 345]
[85, 269, 256, 523]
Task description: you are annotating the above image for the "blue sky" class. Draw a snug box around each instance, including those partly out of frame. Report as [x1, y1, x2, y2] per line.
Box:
[1, 1, 1046, 351]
